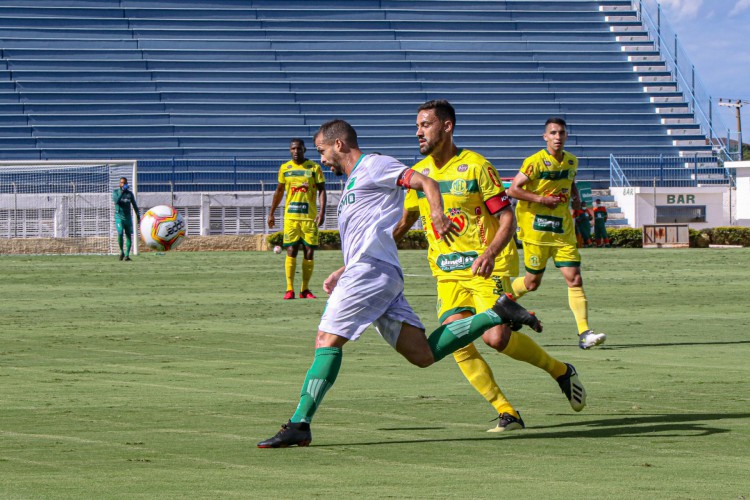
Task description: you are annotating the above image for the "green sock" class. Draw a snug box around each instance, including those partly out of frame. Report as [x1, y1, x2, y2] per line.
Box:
[117, 234, 124, 254]
[125, 235, 132, 256]
[290, 347, 342, 423]
[427, 311, 504, 362]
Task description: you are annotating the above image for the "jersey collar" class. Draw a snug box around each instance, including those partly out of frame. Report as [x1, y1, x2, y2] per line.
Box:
[349, 154, 365, 177]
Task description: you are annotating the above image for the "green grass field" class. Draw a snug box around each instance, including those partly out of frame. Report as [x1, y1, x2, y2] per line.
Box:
[1, 249, 749, 499]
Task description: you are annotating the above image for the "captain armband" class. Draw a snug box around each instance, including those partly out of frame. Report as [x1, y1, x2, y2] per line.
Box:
[397, 168, 416, 189]
[485, 192, 511, 214]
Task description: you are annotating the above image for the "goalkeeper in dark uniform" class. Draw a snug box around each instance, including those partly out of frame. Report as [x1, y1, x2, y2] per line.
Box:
[112, 176, 140, 261]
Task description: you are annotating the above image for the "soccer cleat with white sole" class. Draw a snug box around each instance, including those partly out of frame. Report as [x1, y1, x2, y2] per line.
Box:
[487, 412, 525, 433]
[556, 363, 586, 412]
[578, 330, 607, 349]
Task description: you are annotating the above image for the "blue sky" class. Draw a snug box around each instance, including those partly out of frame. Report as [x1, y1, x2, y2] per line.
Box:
[655, 0, 750, 143]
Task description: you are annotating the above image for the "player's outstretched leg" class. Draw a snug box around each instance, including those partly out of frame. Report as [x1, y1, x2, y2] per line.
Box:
[257, 421, 312, 448]
[556, 363, 586, 411]
[492, 294, 542, 333]
[258, 346, 342, 449]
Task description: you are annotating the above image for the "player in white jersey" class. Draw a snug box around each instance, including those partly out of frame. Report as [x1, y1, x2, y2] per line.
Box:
[258, 119, 543, 448]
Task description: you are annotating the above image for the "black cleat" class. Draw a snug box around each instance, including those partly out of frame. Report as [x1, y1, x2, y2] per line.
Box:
[257, 421, 312, 448]
[124, 256, 132, 261]
[492, 294, 542, 333]
[119, 253, 124, 261]
[557, 363, 587, 412]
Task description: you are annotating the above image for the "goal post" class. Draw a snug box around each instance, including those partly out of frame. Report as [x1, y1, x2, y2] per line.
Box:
[0, 160, 138, 255]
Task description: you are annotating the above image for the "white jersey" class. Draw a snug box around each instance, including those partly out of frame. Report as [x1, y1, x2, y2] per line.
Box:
[336, 154, 408, 267]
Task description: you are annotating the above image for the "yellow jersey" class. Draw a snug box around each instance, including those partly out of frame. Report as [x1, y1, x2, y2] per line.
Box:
[515, 149, 578, 246]
[404, 149, 518, 279]
[277, 159, 325, 221]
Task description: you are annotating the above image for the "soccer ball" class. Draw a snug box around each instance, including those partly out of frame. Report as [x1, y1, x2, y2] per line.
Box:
[140, 205, 186, 251]
[273, 245, 282, 254]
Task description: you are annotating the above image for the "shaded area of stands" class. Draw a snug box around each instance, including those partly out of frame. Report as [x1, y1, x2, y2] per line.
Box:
[0, 0, 713, 187]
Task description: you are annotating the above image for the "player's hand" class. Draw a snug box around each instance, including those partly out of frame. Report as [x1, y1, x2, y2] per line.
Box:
[431, 212, 460, 246]
[323, 267, 345, 295]
[267, 214, 275, 229]
[315, 214, 325, 227]
[470, 251, 496, 278]
[540, 194, 562, 209]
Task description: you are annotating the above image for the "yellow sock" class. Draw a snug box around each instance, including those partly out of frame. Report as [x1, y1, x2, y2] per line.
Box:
[511, 277, 529, 299]
[453, 343, 518, 418]
[301, 259, 314, 291]
[502, 331, 567, 379]
[568, 286, 590, 334]
[285, 256, 296, 292]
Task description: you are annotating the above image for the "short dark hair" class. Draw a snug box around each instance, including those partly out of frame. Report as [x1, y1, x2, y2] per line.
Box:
[120, 177, 128, 183]
[545, 117, 567, 129]
[290, 138, 305, 147]
[314, 119, 359, 147]
[418, 99, 456, 128]
[595, 198, 602, 203]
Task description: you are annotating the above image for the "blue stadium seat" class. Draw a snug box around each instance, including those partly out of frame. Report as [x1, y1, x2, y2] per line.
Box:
[0, 0, 715, 187]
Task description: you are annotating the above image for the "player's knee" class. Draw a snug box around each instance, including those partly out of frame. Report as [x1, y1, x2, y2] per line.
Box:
[405, 350, 434, 368]
[525, 280, 540, 292]
[483, 325, 511, 351]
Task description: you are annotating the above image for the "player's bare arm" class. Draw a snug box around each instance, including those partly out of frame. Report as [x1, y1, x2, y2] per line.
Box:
[508, 171, 562, 209]
[267, 183, 285, 228]
[315, 182, 327, 227]
[471, 207, 516, 278]
[408, 171, 458, 244]
[570, 181, 582, 210]
[323, 266, 345, 295]
[393, 209, 420, 243]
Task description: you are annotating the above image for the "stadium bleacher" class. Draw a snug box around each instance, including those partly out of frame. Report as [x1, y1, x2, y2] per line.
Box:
[0, 0, 713, 187]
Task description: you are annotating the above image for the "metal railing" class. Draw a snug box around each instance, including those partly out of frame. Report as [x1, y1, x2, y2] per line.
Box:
[611, 154, 730, 187]
[633, 0, 734, 160]
[609, 154, 631, 188]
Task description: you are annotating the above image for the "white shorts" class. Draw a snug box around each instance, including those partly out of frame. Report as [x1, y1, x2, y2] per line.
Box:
[318, 256, 425, 348]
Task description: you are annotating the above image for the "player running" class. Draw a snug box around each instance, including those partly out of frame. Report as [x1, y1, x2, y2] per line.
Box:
[258, 119, 542, 448]
[507, 118, 607, 349]
[395, 100, 586, 432]
[267, 138, 327, 300]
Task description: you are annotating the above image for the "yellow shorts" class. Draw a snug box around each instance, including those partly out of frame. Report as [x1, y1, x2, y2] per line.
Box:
[521, 240, 580, 274]
[283, 219, 319, 247]
[436, 274, 513, 324]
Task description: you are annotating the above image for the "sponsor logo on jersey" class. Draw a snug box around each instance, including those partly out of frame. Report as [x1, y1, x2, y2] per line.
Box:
[337, 192, 356, 216]
[422, 168, 430, 175]
[346, 177, 357, 190]
[457, 164, 468, 172]
[435, 251, 479, 272]
[486, 165, 504, 188]
[450, 179, 468, 196]
[286, 164, 293, 169]
[288, 202, 310, 214]
[532, 214, 565, 234]
[290, 183, 310, 195]
[543, 160, 552, 166]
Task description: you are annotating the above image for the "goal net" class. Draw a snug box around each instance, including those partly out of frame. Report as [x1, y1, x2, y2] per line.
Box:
[0, 160, 137, 255]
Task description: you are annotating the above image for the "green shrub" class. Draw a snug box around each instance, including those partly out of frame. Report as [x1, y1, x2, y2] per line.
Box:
[608, 228, 642, 248]
[709, 226, 750, 246]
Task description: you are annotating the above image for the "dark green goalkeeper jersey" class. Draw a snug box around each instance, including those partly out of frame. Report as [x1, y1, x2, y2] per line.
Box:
[112, 188, 140, 221]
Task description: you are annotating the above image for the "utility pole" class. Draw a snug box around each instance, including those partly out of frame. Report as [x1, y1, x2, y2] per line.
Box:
[718, 98, 749, 160]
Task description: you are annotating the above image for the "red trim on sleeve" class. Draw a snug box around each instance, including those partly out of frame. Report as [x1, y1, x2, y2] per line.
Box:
[485, 193, 511, 214]
[397, 168, 416, 189]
